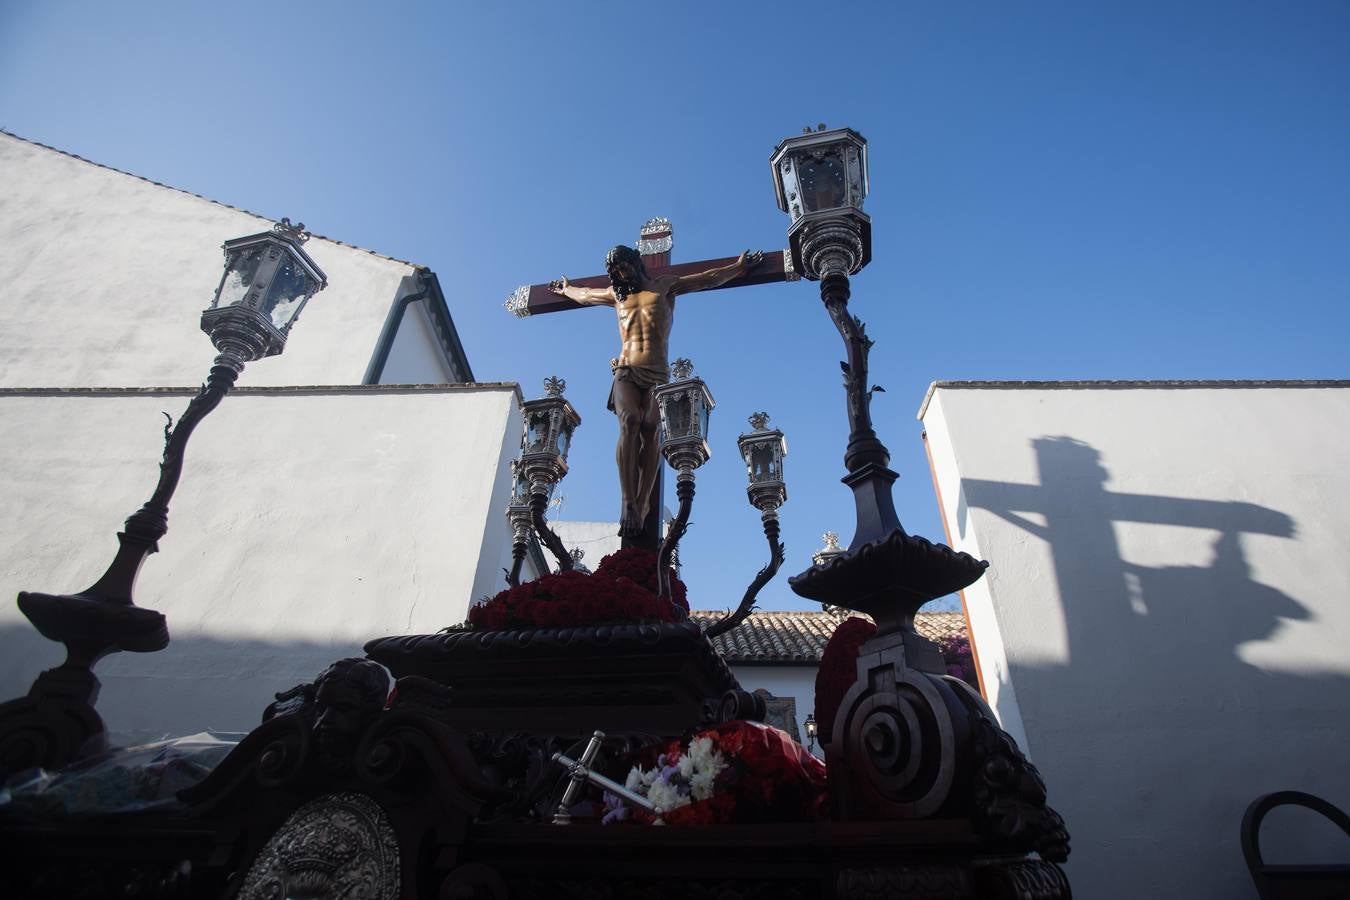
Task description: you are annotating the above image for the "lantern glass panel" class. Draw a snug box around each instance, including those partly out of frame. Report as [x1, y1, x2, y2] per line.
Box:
[511, 467, 531, 506]
[526, 411, 551, 453]
[556, 424, 572, 461]
[799, 152, 847, 212]
[751, 445, 774, 481]
[667, 394, 692, 438]
[697, 399, 711, 438]
[263, 253, 312, 330]
[215, 246, 266, 309]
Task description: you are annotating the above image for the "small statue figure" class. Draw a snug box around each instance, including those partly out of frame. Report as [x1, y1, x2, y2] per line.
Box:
[312, 657, 389, 771]
[551, 244, 762, 537]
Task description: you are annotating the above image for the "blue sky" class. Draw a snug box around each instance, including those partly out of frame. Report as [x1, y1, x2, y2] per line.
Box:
[2, 1, 1346, 615]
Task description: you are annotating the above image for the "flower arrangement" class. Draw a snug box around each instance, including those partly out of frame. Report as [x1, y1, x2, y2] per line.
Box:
[593, 546, 688, 610]
[601, 720, 827, 826]
[465, 548, 689, 631]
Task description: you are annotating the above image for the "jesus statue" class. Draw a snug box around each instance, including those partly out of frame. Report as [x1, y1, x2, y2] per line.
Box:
[550, 244, 763, 537]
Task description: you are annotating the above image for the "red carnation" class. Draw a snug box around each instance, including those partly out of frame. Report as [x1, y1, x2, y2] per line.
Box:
[814, 616, 876, 748]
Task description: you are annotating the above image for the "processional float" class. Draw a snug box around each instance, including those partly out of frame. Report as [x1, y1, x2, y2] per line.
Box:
[1, 129, 1069, 899]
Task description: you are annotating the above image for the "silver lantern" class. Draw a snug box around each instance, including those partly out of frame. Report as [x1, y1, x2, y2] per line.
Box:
[202, 218, 328, 364]
[769, 125, 870, 281]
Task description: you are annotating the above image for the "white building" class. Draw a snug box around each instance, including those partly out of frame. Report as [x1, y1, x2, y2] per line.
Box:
[0, 132, 530, 742]
[921, 380, 1350, 900]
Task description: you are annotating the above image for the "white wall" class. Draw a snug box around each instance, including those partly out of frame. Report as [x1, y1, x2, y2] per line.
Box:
[550, 520, 622, 570]
[377, 298, 459, 386]
[921, 382, 1350, 900]
[0, 385, 520, 743]
[0, 133, 420, 389]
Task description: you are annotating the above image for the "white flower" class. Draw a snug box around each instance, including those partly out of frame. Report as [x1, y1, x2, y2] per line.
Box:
[687, 736, 715, 767]
[690, 769, 718, 801]
[625, 767, 645, 793]
[647, 779, 690, 812]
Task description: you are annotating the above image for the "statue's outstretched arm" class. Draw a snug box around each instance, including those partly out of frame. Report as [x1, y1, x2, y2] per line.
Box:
[671, 250, 764, 295]
[549, 277, 616, 306]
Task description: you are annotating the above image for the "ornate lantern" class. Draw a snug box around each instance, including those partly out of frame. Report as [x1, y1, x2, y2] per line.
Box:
[769, 125, 870, 281]
[202, 218, 328, 363]
[518, 377, 581, 572]
[503, 460, 536, 587]
[653, 358, 715, 477]
[9, 219, 326, 776]
[702, 413, 790, 640]
[737, 412, 788, 516]
[520, 377, 581, 493]
[804, 713, 819, 753]
[650, 359, 715, 603]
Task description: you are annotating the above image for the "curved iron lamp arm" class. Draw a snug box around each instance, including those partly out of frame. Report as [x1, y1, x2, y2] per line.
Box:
[86, 354, 244, 605]
[505, 541, 528, 588]
[657, 477, 694, 604]
[530, 491, 573, 573]
[820, 272, 889, 473]
[704, 515, 784, 639]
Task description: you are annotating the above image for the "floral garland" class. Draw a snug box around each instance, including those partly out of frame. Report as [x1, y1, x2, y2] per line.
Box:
[601, 720, 827, 826]
[466, 548, 689, 631]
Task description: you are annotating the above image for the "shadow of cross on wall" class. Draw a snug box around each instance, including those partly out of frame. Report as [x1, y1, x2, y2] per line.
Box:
[958, 436, 1308, 692]
[955, 435, 1350, 900]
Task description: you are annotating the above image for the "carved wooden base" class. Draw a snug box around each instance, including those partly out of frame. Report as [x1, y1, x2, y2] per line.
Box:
[0, 663, 107, 776]
[365, 622, 738, 736]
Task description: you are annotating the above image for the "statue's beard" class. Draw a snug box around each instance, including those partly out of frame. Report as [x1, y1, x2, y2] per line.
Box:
[609, 270, 643, 304]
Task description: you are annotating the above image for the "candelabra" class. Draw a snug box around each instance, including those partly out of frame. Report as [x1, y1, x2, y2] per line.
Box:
[1, 219, 327, 776]
[517, 377, 581, 574]
[704, 413, 788, 640]
[651, 359, 713, 607]
[770, 127, 987, 637]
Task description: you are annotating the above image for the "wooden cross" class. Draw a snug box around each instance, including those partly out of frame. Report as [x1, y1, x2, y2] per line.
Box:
[504, 217, 797, 318]
[505, 219, 796, 548]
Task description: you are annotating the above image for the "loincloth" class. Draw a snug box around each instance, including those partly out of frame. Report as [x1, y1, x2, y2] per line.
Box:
[607, 363, 668, 412]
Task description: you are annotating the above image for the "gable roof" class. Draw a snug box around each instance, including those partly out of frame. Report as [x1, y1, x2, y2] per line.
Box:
[689, 610, 966, 664]
[0, 130, 422, 268]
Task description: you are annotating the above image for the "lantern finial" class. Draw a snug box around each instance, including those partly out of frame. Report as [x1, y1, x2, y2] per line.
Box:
[670, 358, 694, 381]
[543, 375, 567, 397]
[748, 411, 771, 431]
[272, 217, 310, 244]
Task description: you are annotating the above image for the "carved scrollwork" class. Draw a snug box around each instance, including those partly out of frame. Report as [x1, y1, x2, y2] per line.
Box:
[970, 714, 1070, 863]
[837, 865, 974, 899]
[827, 637, 961, 819]
[972, 860, 1071, 900]
[440, 862, 510, 900]
[255, 722, 311, 788]
[716, 688, 768, 724]
[238, 792, 400, 900]
[0, 666, 106, 778]
[943, 678, 1070, 863]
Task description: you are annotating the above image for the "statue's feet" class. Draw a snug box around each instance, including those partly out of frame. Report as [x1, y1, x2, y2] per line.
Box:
[619, 502, 642, 536]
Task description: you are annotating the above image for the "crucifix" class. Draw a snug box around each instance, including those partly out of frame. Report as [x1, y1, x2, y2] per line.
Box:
[505, 218, 796, 550]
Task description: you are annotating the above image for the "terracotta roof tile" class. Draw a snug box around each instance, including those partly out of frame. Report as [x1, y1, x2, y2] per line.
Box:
[689, 610, 966, 664]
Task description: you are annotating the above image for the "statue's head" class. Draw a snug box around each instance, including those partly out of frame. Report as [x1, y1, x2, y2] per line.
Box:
[312, 658, 389, 769]
[605, 244, 647, 303]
